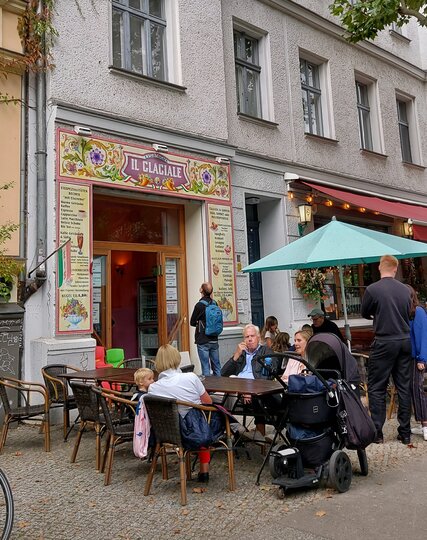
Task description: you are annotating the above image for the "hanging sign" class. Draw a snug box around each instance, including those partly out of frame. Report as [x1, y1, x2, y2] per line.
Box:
[207, 203, 238, 324]
[56, 182, 92, 334]
[58, 129, 230, 202]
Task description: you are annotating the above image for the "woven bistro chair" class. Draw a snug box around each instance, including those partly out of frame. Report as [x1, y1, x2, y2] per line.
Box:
[41, 364, 82, 440]
[118, 358, 143, 369]
[69, 381, 107, 471]
[91, 386, 137, 486]
[143, 396, 235, 506]
[0, 376, 51, 453]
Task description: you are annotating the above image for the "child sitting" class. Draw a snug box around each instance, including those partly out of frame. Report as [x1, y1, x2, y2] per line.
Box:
[132, 367, 155, 401]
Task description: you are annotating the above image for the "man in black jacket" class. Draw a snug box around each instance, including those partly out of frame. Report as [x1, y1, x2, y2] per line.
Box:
[190, 282, 221, 376]
[361, 255, 412, 444]
[308, 308, 345, 342]
[221, 324, 276, 441]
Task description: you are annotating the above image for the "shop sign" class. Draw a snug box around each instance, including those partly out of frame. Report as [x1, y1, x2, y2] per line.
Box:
[207, 204, 238, 324]
[56, 182, 92, 334]
[58, 129, 230, 202]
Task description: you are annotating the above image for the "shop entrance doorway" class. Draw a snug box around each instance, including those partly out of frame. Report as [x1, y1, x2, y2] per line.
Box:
[92, 194, 188, 363]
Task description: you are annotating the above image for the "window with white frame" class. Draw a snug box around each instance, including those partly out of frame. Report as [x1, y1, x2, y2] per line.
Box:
[397, 98, 413, 163]
[233, 23, 274, 122]
[112, 0, 169, 81]
[234, 31, 262, 118]
[354, 75, 383, 154]
[300, 58, 323, 136]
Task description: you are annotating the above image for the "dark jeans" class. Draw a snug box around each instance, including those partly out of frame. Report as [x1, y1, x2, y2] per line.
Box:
[368, 338, 412, 438]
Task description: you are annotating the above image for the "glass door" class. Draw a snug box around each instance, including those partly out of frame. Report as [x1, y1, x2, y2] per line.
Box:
[161, 255, 188, 352]
[92, 251, 111, 349]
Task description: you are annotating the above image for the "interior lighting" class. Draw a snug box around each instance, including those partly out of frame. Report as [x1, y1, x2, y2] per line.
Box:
[343, 203, 350, 210]
[359, 207, 366, 213]
[325, 200, 333, 207]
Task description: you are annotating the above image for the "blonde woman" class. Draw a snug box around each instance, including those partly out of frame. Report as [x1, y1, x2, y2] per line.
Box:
[281, 329, 311, 383]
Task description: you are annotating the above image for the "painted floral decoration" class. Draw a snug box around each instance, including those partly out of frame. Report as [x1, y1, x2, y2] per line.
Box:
[61, 298, 88, 320]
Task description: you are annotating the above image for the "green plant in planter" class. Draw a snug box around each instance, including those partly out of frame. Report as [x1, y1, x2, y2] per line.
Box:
[0, 184, 22, 301]
[296, 268, 328, 303]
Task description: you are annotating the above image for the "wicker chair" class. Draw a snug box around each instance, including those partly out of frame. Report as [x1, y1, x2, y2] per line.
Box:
[91, 386, 136, 486]
[0, 376, 51, 453]
[69, 381, 106, 471]
[119, 358, 143, 369]
[143, 396, 235, 505]
[41, 364, 82, 440]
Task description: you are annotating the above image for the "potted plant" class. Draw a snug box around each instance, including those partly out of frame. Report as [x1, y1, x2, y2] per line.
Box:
[295, 268, 328, 303]
[0, 184, 22, 302]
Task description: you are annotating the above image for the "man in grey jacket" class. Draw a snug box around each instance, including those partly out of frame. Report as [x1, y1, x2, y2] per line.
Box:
[361, 255, 412, 444]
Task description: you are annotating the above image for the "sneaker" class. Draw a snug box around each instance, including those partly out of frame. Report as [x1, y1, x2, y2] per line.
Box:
[423, 427, 427, 441]
[397, 433, 411, 445]
[242, 429, 266, 443]
[411, 426, 423, 436]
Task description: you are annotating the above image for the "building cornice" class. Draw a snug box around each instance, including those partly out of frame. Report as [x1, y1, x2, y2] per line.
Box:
[259, 0, 427, 81]
[0, 0, 27, 15]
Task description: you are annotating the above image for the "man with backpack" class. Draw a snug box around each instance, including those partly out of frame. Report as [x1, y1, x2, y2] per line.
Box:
[190, 282, 223, 376]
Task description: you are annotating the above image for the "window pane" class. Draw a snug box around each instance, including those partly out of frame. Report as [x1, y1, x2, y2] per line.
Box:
[301, 90, 310, 132]
[245, 68, 261, 117]
[397, 100, 408, 123]
[235, 65, 245, 113]
[307, 63, 315, 87]
[112, 9, 123, 68]
[93, 198, 180, 245]
[129, 0, 142, 10]
[399, 124, 412, 162]
[150, 22, 165, 79]
[149, 0, 163, 18]
[359, 109, 373, 150]
[129, 15, 146, 74]
[299, 60, 307, 84]
[356, 82, 369, 106]
[244, 37, 257, 64]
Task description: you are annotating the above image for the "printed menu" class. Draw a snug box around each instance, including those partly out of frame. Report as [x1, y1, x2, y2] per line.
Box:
[57, 182, 92, 333]
[207, 204, 237, 323]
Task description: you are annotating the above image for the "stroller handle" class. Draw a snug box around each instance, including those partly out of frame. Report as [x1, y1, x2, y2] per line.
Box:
[256, 353, 335, 397]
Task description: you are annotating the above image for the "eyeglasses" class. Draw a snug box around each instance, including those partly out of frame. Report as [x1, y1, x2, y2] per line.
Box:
[311, 316, 321, 321]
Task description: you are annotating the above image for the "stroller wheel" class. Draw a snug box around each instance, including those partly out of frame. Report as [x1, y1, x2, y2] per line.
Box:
[357, 448, 369, 476]
[276, 487, 286, 499]
[269, 443, 289, 479]
[328, 450, 352, 493]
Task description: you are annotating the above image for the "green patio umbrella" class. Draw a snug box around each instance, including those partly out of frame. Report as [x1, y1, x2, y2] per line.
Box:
[243, 216, 427, 345]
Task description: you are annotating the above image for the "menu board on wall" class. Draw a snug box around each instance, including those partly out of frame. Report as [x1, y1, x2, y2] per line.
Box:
[57, 182, 92, 334]
[207, 204, 237, 324]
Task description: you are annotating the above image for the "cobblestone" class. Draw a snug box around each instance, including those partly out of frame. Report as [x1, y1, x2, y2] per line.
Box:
[0, 417, 424, 539]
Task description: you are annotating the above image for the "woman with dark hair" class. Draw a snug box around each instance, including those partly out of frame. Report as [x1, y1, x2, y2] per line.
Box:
[260, 316, 279, 348]
[407, 285, 427, 441]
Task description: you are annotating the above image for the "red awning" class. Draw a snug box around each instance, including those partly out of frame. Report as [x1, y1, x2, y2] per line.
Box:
[303, 181, 427, 222]
[413, 224, 427, 242]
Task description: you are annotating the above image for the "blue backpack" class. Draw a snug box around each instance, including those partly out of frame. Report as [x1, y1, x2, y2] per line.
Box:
[200, 299, 224, 337]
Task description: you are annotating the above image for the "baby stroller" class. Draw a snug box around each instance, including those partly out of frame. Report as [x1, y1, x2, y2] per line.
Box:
[255, 333, 373, 496]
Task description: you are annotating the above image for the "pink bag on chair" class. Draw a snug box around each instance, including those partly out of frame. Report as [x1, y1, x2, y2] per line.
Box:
[133, 396, 151, 459]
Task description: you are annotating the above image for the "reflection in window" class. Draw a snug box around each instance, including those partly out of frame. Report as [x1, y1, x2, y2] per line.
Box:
[93, 197, 180, 245]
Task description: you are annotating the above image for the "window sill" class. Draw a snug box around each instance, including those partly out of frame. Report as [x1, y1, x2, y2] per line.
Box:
[304, 133, 338, 145]
[389, 29, 411, 43]
[360, 149, 388, 159]
[402, 161, 425, 171]
[109, 66, 187, 93]
[237, 112, 279, 128]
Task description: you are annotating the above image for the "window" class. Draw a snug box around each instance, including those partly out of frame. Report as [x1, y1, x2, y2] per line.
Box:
[355, 81, 373, 151]
[300, 59, 323, 136]
[112, 0, 167, 81]
[397, 99, 412, 163]
[234, 31, 262, 118]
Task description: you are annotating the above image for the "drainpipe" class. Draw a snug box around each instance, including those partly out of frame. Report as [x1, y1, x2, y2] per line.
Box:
[36, 4, 47, 274]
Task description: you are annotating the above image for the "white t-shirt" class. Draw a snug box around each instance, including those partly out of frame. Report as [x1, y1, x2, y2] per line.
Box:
[148, 368, 205, 416]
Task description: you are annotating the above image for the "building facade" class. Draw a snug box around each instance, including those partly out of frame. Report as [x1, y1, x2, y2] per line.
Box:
[19, 0, 427, 378]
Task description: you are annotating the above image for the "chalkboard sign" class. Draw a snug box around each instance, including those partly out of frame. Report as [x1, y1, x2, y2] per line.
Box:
[0, 304, 24, 422]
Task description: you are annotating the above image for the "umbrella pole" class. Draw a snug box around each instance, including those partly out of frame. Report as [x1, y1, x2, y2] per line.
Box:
[338, 265, 352, 350]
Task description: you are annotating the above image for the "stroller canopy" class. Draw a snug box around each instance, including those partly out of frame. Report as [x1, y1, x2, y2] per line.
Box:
[305, 333, 361, 386]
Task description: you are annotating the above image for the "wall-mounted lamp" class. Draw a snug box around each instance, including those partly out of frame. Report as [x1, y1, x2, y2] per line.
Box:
[298, 203, 312, 236]
[152, 143, 169, 153]
[325, 199, 333, 207]
[403, 218, 413, 238]
[215, 156, 230, 165]
[115, 264, 125, 276]
[74, 125, 92, 136]
[284, 172, 300, 181]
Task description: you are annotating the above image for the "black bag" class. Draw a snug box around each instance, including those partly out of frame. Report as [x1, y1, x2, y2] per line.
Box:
[337, 379, 376, 450]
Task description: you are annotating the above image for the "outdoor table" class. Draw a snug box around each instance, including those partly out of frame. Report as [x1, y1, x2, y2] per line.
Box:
[202, 376, 283, 397]
[59, 367, 137, 385]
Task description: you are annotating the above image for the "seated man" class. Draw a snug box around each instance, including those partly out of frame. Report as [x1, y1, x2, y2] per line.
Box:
[308, 308, 346, 342]
[221, 324, 276, 441]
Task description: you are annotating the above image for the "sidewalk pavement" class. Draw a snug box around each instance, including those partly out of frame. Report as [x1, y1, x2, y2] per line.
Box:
[0, 417, 425, 539]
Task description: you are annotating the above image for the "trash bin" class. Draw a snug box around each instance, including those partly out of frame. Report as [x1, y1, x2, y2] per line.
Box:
[0, 303, 24, 422]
